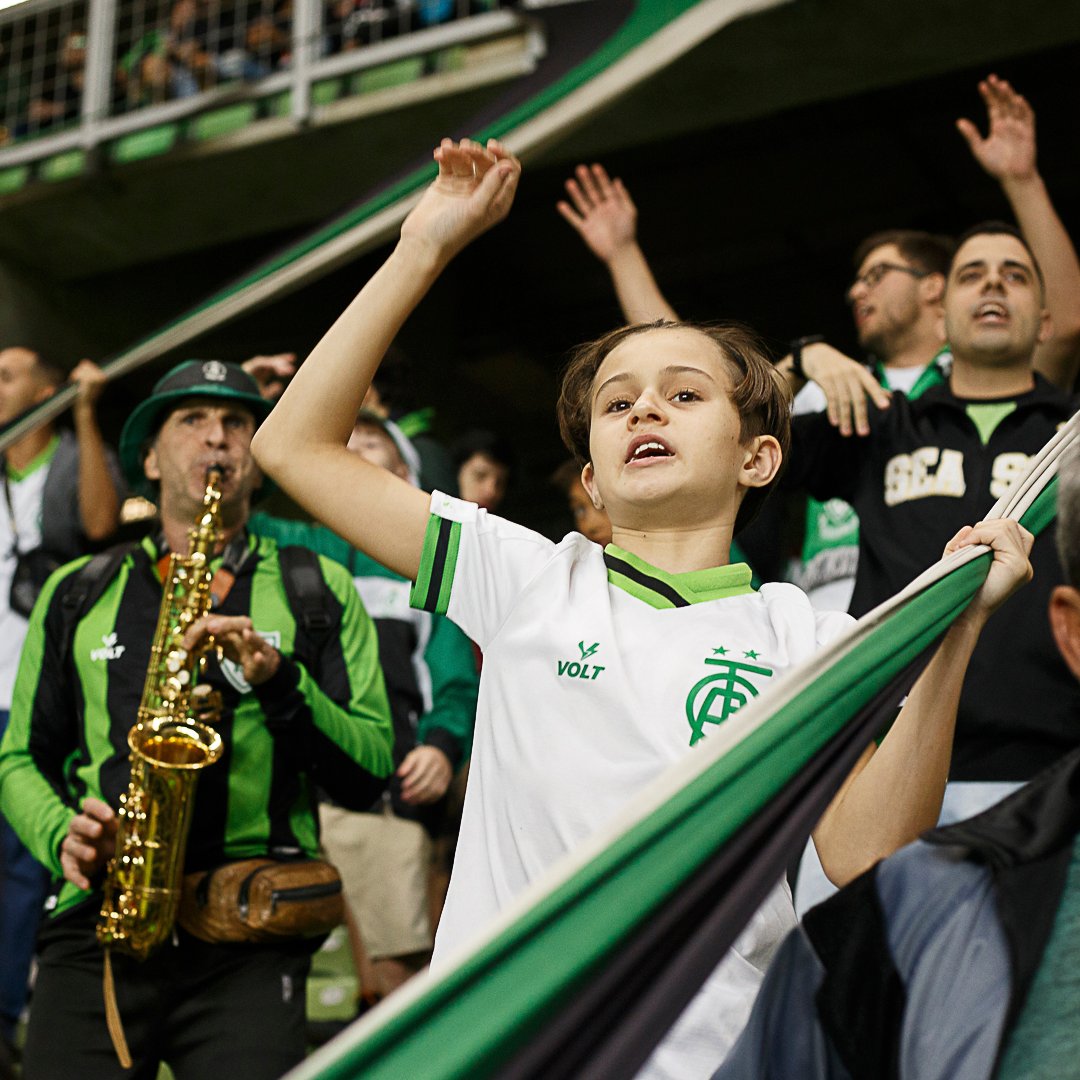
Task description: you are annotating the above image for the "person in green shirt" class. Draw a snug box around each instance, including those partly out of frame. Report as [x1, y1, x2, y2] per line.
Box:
[253, 409, 479, 1006]
[0, 360, 394, 1079]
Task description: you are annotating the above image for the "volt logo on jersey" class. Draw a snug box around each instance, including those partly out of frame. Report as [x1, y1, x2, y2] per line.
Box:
[685, 649, 774, 746]
[557, 640, 605, 681]
[90, 633, 126, 662]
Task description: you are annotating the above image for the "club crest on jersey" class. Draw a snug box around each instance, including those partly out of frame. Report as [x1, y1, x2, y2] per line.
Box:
[220, 631, 281, 693]
[557, 640, 605, 682]
[90, 632, 126, 662]
[685, 647, 774, 746]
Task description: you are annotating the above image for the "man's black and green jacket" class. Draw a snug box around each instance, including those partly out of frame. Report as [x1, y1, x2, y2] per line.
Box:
[0, 532, 394, 920]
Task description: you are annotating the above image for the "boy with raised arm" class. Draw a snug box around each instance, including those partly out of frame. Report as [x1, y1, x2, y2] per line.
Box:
[252, 138, 1034, 1076]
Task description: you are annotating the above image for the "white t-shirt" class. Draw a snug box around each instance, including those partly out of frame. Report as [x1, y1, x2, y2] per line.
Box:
[411, 493, 853, 1076]
[0, 457, 52, 710]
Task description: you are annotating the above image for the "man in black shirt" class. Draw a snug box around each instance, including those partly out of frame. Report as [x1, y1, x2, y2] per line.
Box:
[789, 223, 1078, 846]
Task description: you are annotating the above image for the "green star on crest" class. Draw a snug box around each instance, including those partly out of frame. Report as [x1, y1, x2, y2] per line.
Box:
[712, 646, 728, 655]
[743, 649, 760, 659]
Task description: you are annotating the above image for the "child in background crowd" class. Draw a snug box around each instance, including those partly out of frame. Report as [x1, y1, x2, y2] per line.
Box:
[550, 458, 612, 545]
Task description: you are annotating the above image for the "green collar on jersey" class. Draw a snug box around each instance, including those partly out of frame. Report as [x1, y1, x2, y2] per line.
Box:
[872, 347, 950, 399]
[5, 432, 60, 482]
[603, 544, 754, 609]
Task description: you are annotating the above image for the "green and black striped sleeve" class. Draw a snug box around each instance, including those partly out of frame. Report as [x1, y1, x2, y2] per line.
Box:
[409, 512, 463, 616]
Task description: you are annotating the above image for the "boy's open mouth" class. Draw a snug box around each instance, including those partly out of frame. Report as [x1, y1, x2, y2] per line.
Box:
[625, 435, 674, 464]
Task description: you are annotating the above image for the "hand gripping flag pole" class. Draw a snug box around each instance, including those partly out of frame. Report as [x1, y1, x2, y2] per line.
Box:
[283, 410, 1078, 1080]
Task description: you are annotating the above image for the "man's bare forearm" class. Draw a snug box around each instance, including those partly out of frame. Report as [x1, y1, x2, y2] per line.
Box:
[74, 408, 119, 541]
[607, 244, 679, 324]
[1005, 173, 1080, 389]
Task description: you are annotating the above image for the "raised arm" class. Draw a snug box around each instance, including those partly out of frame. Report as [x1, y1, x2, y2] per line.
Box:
[70, 360, 121, 542]
[557, 163, 678, 324]
[251, 139, 520, 582]
[242, 351, 297, 401]
[958, 75, 1080, 389]
[812, 518, 1033, 886]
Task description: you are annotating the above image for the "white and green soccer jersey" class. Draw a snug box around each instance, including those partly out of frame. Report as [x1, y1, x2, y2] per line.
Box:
[411, 493, 853, 1071]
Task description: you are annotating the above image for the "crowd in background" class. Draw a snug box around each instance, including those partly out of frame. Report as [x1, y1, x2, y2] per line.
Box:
[1, 0, 508, 144]
[0, 66, 1078, 1080]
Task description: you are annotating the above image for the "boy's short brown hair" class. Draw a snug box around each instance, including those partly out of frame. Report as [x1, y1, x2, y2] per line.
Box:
[555, 320, 791, 533]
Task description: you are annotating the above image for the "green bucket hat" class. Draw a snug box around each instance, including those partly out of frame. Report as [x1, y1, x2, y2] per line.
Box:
[119, 360, 273, 499]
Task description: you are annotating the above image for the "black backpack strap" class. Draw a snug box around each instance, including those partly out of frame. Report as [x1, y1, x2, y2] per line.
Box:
[277, 545, 336, 652]
[57, 543, 133, 668]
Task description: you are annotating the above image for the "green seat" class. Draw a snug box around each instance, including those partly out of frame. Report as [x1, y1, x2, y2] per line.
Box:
[312, 79, 343, 106]
[433, 46, 468, 73]
[0, 165, 29, 195]
[352, 57, 424, 95]
[187, 102, 258, 142]
[110, 124, 179, 164]
[39, 149, 86, 182]
[265, 91, 291, 117]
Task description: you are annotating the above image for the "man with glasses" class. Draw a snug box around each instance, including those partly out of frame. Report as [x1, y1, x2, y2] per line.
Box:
[777, 76, 1080, 616]
[787, 221, 1080, 909]
[778, 230, 956, 612]
[558, 76, 1079, 611]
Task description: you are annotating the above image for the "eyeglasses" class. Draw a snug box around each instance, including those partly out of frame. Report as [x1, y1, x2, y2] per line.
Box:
[848, 262, 928, 297]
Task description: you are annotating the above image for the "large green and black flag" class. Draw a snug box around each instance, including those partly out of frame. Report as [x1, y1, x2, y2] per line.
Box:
[0, 0, 788, 455]
[284, 414, 1077, 1080]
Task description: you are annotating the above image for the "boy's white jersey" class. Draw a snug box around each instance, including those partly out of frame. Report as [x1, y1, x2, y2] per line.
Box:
[411, 493, 853, 1075]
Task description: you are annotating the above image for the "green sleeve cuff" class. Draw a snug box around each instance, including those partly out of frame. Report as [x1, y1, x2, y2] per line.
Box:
[410, 513, 462, 616]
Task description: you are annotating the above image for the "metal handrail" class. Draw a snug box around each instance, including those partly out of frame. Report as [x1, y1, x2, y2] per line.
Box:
[0, 4, 526, 169]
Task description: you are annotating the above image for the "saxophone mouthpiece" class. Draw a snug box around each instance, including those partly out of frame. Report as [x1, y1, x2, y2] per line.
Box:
[205, 465, 224, 486]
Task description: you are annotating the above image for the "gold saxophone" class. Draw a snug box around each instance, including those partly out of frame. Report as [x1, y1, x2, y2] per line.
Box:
[96, 469, 226, 961]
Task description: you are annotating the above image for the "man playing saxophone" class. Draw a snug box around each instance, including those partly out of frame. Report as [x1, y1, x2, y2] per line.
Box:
[0, 360, 395, 1079]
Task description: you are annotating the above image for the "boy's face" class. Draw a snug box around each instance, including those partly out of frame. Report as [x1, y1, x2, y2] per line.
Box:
[582, 327, 777, 530]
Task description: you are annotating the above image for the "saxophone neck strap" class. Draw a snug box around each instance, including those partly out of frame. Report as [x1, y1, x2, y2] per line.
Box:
[154, 531, 253, 609]
[102, 947, 134, 1069]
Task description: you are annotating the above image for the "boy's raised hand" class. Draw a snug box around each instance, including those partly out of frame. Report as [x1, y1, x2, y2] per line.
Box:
[944, 518, 1034, 626]
[400, 137, 521, 263]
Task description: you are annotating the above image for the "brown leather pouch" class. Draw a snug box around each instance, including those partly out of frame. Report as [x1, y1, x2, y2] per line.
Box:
[179, 858, 344, 943]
